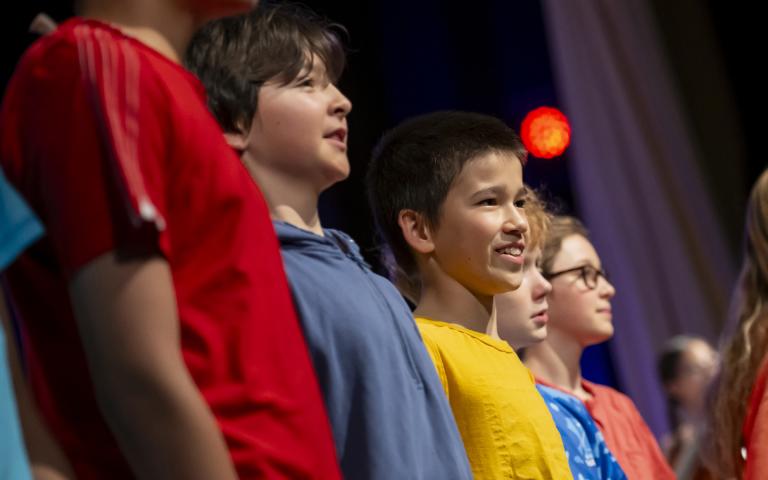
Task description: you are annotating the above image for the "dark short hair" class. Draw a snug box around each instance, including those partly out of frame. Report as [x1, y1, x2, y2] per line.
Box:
[366, 111, 528, 275]
[185, 2, 346, 133]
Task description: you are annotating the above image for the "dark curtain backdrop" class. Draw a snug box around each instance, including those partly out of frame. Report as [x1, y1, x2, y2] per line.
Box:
[3, 0, 764, 439]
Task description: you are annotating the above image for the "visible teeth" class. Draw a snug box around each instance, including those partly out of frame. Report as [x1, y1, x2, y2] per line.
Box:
[500, 247, 522, 256]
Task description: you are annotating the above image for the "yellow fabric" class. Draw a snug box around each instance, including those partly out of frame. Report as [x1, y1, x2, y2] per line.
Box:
[416, 317, 573, 480]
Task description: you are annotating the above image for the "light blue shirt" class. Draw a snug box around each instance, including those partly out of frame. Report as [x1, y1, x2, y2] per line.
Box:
[1, 169, 43, 480]
[538, 384, 627, 480]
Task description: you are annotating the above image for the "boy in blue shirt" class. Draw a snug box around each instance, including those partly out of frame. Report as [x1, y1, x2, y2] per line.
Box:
[185, 4, 471, 479]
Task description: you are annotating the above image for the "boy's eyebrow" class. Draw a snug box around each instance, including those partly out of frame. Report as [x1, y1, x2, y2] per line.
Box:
[470, 185, 506, 198]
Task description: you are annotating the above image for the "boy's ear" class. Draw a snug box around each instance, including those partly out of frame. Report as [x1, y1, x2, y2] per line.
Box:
[223, 130, 248, 153]
[398, 209, 435, 254]
[224, 119, 255, 154]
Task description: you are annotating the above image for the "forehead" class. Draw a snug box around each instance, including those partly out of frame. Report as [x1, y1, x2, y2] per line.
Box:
[552, 234, 600, 270]
[301, 53, 329, 75]
[683, 340, 717, 362]
[450, 150, 523, 192]
[269, 53, 330, 86]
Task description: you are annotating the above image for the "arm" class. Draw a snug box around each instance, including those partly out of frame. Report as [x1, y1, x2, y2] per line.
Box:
[69, 252, 237, 480]
[1, 287, 75, 480]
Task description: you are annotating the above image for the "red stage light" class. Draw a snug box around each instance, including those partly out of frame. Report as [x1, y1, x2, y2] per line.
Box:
[520, 107, 571, 159]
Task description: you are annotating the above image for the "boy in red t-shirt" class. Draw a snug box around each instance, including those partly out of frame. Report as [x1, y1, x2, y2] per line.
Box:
[0, 1, 339, 479]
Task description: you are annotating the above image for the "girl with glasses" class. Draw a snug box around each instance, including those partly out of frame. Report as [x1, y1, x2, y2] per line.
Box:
[524, 216, 675, 480]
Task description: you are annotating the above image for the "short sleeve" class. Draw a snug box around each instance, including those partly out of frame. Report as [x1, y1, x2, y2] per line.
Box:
[417, 326, 449, 398]
[1, 27, 171, 278]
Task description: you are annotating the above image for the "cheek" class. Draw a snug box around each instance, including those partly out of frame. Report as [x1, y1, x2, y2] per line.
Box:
[443, 220, 481, 258]
[503, 313, 527, 330]
[689, 375, 710, 393]
[678, 381, 699, 402]
[549, 290, 599, 334]
[514, 285, 533, 308]
[499, 294, 529, 319]
[549, 290, 580, 319]
[260, 116, 314, 152]
[465, 216, 502, 256]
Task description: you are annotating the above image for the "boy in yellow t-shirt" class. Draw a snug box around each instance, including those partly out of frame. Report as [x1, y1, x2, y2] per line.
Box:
[366, 111, 572, 480]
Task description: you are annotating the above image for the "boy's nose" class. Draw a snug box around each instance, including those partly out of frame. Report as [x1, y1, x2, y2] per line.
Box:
[503, 209, 528, 235]
[329, 84, 352, 117]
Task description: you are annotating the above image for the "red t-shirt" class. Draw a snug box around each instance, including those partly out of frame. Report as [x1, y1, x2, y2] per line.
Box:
[581, 380, 675, 480]
[0, 18, 339, 479]
[743, 356, 768, 480]
[537, 378, 675, 479]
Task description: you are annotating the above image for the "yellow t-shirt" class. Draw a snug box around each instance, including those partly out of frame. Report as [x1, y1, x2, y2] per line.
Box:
[416, 317, 572, 480]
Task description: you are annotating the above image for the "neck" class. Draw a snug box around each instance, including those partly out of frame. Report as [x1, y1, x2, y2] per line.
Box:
[485, 310, 500, 338]
[246, 161, 324, 236]
[524, 328, 590, 399]
[414, 262, 495, 334]
[81, 0, 197, 63]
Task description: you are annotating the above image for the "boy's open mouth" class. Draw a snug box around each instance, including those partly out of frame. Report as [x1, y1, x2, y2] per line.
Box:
[495, 245, 524, 257]
[324, 128, 347, 143]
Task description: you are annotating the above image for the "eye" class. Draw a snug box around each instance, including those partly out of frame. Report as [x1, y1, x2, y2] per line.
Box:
[296, 76, 315, 87]
[477, 198, 498, 206]
[514, 198, 527, 208]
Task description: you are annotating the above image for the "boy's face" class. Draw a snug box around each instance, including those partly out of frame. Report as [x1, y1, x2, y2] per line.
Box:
[429, 151, 529, 296]
[246, 59, 352, 192]
[546, 234, 616, 346]
[495, 248, 551, 350]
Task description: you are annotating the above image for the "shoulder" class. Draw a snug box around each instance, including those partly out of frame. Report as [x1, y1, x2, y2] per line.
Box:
[4, 22, 83, 101]
[585, 380, 636, 408]
[5, 19, 183, 127]
[416, 318, 462, 344]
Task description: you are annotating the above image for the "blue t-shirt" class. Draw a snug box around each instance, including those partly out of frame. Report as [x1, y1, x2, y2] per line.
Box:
[537, 384, 627, 480]
[275, 221, 471, 480]
[1, 169, 43, 480]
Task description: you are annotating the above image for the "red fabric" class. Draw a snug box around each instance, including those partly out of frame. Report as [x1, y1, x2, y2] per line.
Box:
[1, 18, 339, 480]
[537, 378, 676, 480]
[743, 357, 768, 480]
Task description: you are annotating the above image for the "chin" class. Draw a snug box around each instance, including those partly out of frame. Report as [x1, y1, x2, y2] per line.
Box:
[482, 273, 520, 295]
[586, 327, 614, 345]
[317, 169, 350, 192]
[337, 167, 351, 181]
[502, 271, 524, 290]
[323, 161, 351, 183]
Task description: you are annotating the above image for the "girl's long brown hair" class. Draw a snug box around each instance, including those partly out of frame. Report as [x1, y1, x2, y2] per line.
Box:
[709, 168, 768, 478]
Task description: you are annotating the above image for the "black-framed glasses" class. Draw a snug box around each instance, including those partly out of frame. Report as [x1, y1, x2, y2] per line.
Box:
[544, 265, 609, 290]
